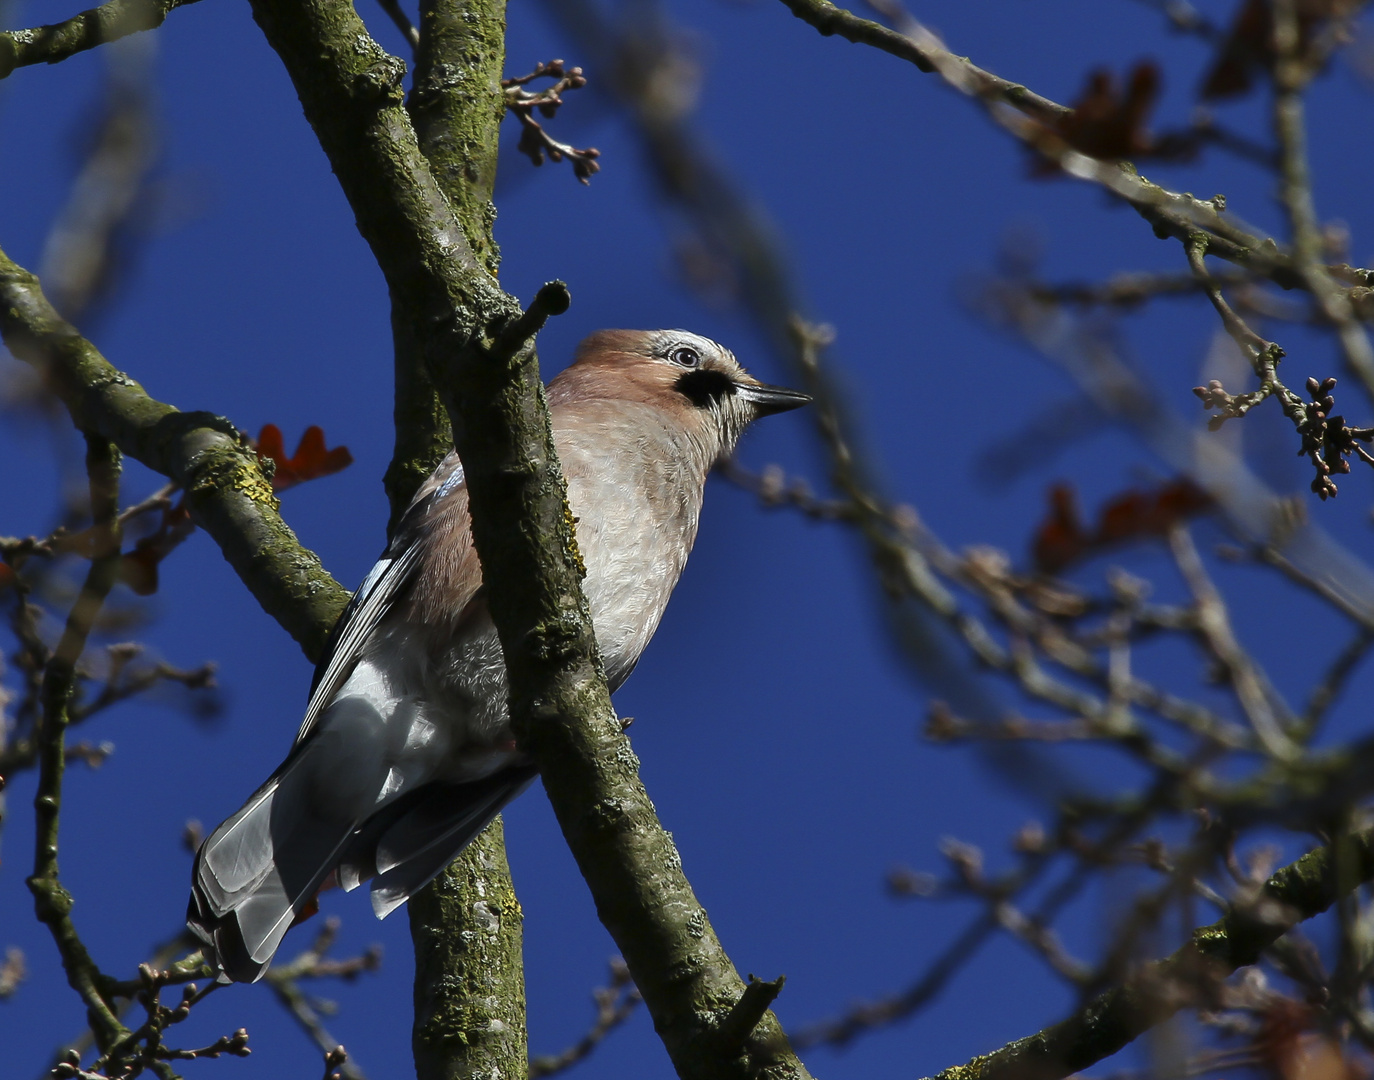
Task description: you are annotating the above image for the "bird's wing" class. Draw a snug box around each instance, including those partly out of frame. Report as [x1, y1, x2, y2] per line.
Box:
[296, 454, 469, 744]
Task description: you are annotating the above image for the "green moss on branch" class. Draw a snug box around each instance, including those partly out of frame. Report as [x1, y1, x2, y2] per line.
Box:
[0, 0, 203, 80]
[382, 0, 510, 527]
[409, 819, 528, 1080]
[408, 0, 506, 277]
[0, 246, 348, 661]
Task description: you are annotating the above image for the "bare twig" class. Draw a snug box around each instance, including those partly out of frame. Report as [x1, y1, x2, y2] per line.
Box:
[1167, 525, 1299, 761]
[780, 0, 1315, 294]
[263, 918, 381, 1080]
[42, 931, 204, 1074]
[1300, 626, 1374, 737]
[0, 651, 217, 779]
[26, 435, 129, 1055]
[1271, 0, 1374, 402]
[919, 831, 1374, 1080]
[373, 0, 418, 51]
[528, 959, 643, 1078]
[720, 459, 855, 521]
[787, 319, 1251, 753]
[1029, 266, 1258, 309]
[501, 60, 601, 183]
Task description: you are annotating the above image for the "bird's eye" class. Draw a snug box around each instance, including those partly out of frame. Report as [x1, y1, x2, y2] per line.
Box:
[669, 346, 701, 368]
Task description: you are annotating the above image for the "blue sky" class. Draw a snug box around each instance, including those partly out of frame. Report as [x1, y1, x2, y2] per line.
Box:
[4, 1, 1374, 1077]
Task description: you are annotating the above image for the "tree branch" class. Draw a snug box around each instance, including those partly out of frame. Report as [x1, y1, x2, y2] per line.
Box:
[1270, 0, 1374, 402]
[265, 919, 380, 1080]
[27, 435, 130, 1055]
[777, 0, 1069, 123]
[923, 830, 1374, 1080]
[408, 819, 527, 1080]
[0, 248, 349, 661]
[775, 0, 1342, 297]
[382, 0, 509, 530]
[0, 0, 203, 80]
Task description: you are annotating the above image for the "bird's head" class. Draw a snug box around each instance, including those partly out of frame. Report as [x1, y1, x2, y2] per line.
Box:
[550, 329, 811, 462]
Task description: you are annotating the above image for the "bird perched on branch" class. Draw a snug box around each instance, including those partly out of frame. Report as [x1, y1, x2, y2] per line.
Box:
[188, 329, 810, 982]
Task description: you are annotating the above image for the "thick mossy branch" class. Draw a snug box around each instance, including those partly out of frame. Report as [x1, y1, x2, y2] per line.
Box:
[385, 0, 510, 527]
[408, 819, 528, 1080]
[246, 1, 814, 1075]
[926, 831, 1374, 1080]
[0, 247, 348, 661]
[0, 0, 203, 79]
[383, 0, 510, 526]
[407, 0, 505, 277]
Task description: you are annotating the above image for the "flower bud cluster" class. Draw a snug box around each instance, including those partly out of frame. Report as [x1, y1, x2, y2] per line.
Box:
[1292, 377, 1374, 501]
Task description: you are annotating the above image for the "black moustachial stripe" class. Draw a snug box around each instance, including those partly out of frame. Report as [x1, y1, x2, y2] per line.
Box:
[675, 368, 736, 408]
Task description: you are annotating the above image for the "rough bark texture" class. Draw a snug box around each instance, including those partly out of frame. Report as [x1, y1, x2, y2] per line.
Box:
[0, 247, 348, 661]
[408, 0, 504, 277]
[409, 819, 528, 1080]
[0, 0, 203, 79]
[383, 0, 506, 527]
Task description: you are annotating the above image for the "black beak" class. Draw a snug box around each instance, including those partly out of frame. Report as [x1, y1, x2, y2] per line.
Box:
[735, 382, 813, 416]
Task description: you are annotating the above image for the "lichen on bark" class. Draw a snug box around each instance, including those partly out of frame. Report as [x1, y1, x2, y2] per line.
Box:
[0, 245, 348, 661]
[409, 818, 528, 1080]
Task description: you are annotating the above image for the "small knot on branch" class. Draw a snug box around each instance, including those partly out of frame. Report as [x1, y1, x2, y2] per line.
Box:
[489, 281, 573, 366]
[323, 1045, 348, 1080]
[715, 974, 786, 1055]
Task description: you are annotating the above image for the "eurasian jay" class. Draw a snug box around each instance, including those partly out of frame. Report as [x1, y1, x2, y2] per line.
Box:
[188, 329, 810, 981]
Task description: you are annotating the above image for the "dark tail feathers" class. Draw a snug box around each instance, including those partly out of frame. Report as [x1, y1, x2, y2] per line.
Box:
[188, 763, 537, 983]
